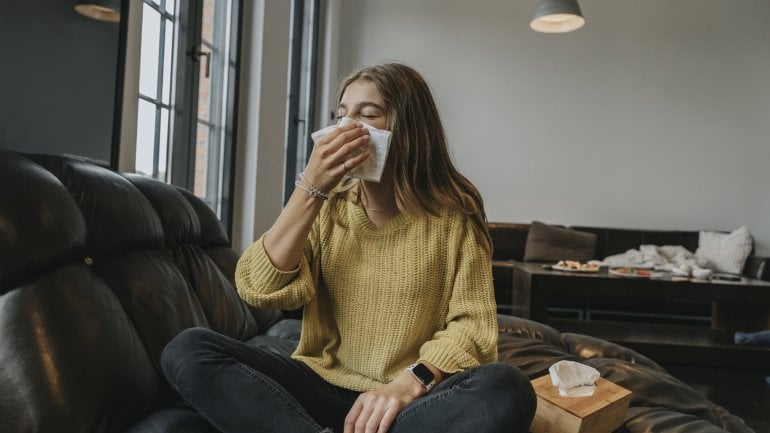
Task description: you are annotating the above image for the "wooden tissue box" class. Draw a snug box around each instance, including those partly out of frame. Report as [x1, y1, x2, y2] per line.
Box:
[529, 374, 632, 433]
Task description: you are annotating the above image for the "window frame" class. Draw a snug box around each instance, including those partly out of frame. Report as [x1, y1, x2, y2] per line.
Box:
[137, 0, 177, 180]
[133, 0, 243, 237]
[284, 0, 321, 204]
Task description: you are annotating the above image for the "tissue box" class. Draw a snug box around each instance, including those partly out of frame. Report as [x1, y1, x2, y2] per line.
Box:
[529, 375, 631, 433]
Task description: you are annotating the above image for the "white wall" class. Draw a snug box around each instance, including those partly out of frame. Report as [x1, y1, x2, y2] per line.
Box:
[334, 0, 770, 256]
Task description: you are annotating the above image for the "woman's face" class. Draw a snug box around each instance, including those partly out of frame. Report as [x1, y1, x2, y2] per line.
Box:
[337, 79, 388, 130]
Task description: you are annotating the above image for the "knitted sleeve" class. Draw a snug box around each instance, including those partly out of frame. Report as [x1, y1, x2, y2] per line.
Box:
[234, 221, 320, 311]
[419, 218, 498, 372]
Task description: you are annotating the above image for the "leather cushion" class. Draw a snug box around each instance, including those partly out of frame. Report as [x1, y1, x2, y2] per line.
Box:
[523, 221, 597, 262]
[28, 154, 165, 258]
[125, 174, 200, 249]
[0, 265, 158, 432]
[488, 222, 530, 261]
[0, 151, 87, 292]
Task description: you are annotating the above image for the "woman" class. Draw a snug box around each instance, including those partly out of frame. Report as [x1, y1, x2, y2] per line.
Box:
[161, 63, 536, 433]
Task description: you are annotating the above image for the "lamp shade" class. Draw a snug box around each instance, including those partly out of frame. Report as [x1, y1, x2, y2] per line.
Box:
[530, 0, 585, 33]
[75, 0, 121, 23]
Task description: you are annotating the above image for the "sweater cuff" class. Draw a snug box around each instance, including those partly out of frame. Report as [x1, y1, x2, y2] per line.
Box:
[420, 344, 480, 374]
[243, 238, 300, 292]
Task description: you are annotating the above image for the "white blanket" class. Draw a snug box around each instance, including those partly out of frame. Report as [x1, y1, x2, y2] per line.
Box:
[601, 245, 712, 278]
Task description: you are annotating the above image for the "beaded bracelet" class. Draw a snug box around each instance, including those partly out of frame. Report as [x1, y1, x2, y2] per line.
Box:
[295, 172, 329, 200]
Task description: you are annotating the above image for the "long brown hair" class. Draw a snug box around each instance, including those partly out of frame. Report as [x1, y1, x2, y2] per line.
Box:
[333, 63, 491, 254]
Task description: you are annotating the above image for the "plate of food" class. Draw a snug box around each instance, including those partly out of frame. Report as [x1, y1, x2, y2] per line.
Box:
[551, 260, 601, 273]
[609, 267, 653, 278]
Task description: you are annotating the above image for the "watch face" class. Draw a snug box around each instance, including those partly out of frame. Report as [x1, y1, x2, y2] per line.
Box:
[411, 363, 434, 384]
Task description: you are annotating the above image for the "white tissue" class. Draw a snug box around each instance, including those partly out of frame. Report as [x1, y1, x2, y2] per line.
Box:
[549, 360, 600, 397]
[310, 117, 393, 183]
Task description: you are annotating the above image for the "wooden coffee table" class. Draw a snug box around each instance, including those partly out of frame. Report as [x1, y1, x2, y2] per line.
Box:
[511, 262, 770, 367]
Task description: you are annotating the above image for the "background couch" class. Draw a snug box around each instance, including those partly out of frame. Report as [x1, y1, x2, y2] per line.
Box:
[488, 222, 769, 320]
[0, 151, 755, 433]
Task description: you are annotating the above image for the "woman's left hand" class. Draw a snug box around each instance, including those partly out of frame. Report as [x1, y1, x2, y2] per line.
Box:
[343, 372, 424, 433]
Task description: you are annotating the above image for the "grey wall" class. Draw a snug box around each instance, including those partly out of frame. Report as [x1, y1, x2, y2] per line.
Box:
[232, 0, 293, 253]
[336, 0, 770, 256]
[0, 0, 121, 165]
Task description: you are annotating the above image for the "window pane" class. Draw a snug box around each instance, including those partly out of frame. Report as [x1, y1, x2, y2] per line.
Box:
[161, 17, 174, 104]
[139, 3, 161, 98]
[136, 99, 157, 176]
[166, 0, 176, 15]
[194, 122, 210, 198]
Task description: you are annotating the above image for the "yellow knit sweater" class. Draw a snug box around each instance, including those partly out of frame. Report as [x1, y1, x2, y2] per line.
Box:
[235, 187, 498, 392]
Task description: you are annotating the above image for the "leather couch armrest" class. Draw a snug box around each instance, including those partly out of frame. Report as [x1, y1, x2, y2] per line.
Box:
[264, 318, 302, 342]
[488, 222, 530, 261]
[757, 259, 770, 281]
[757, 258, 769, 281]
[743, 256, 770, 281]
[497, 314, 567, 349]
[492, 260, 515, 314]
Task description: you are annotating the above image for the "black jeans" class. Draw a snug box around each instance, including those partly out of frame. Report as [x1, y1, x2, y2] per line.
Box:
[161, 327, 536, 433]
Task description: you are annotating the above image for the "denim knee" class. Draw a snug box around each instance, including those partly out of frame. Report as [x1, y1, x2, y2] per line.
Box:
[160, 327, 216, 381]
[486, 362, 533, 387]
[477, 363, 537, 430]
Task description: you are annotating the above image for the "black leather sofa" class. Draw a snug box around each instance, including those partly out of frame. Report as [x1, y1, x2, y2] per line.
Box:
[0, 151, 755, 433]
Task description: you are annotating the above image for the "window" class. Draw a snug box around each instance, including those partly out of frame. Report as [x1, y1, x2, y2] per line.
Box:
[193, 0, 239, 222]
[285, 0, 321, 203]
[136, 0, 176, 181]
[135, 0, 241, 233]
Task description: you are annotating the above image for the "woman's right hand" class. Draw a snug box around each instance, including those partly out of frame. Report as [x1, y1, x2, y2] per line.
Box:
[303, 122, 371, 192]
[260, 123, 370, 271]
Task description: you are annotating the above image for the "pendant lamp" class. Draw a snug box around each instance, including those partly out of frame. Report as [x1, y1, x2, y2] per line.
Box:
[530, 0, 585, 33]
[75, 0, 121, 23]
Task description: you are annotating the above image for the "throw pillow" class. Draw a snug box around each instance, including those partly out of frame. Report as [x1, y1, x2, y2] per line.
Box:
[694, 226, 753, 274]
[523, 221, 597, 262]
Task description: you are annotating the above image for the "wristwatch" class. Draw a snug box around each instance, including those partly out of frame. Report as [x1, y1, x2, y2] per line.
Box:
[406, 362, 435, 392]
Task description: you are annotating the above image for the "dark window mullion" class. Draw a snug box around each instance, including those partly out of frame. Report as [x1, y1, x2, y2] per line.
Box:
[284, 0, 320, 204]
[155, 8, 167, 178]
[185, 0, 204, 191]
[218, 0, 243, 237]
[144, 0, 174, 21]
[169, 0, 203, 190]
[304, 0, 320, 161]
[153, 105, 162, 178]
[138, 94, 171, 110]
[284, 0, 306, 204]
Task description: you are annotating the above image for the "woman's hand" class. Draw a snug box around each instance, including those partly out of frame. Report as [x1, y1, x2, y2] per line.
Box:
[304, 122, 371, 193]
[259, 123, 369, 271]
[343, 372, 424, 433]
